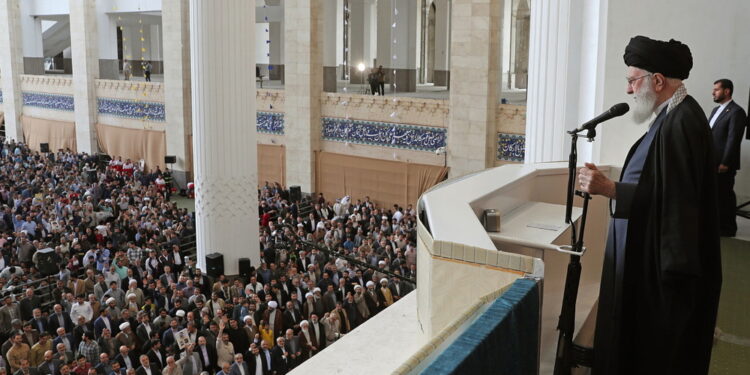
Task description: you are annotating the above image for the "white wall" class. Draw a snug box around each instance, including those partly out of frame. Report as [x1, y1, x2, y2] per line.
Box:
[255, 23, 270, 64]
[595, 0, 750, 195]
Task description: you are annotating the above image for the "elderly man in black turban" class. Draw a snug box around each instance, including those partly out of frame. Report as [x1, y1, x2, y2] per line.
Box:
[578, 36, 722, 375]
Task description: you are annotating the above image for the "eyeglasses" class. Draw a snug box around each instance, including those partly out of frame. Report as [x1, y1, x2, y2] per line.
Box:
[626, 73, 652, 86]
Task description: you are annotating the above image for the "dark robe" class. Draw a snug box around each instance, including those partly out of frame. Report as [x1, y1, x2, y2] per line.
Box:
[593, 95, 722, 375]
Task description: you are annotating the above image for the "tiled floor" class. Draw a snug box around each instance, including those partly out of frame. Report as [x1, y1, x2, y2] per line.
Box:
[710, 234, 750, 374]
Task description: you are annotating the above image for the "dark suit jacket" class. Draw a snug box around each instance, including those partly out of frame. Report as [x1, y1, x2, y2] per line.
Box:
[114, 353, 137, 370]
[135, 364, 161, 375]
[37, 359, 62, 375]
[228, 362, 252, 375]
[195, 344, 217, 372]
[710, 100, 747, 170]
[19, 296, 41, 321]
[14, 368, 40, 375]
[47, 312, 74, 334]
[52, 333, 77, 353]
[244, 353, 269, 375]
[30, 317, 49, 334]
[270, 346, 288, 375]
[282, 309, 301, 332]
[147, 349, 167, 369]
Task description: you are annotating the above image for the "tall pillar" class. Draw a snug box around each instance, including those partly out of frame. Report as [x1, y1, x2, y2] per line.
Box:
[268, 21, 284, 81]
[163, 0, 192, 188]
[69, 0, 100, 154]
[19, 0, 44, 75]
[0, 0, 24, 141]
[446, 0, 502, 177]
[433, 0, 451, 87]
[376, 0, 418, 92]
[348, 0, 376, 84]
[190, 0, 259, 273]
[96, 3, 119, 79]
[322, 0, 342, 92]
[524, 0, 577, 163]
[284, 0, 323, 193]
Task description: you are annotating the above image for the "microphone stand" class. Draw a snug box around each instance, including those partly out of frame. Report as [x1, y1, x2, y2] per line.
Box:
[553, 128, 595, 374]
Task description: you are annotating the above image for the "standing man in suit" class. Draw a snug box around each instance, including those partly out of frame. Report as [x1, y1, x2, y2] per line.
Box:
[709, 78, 747, 237]
[194, 337, 216, 373]
[270, 337, 289, 375]
[19, 289, 40, 322]
[135, 355, 160, 375]
[47, 305, 74, 335]
[228, 354, 250, 375]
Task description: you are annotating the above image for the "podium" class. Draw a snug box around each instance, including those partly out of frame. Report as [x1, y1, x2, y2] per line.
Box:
[290, 162, 613, 375]
[418, 162, 611, 373]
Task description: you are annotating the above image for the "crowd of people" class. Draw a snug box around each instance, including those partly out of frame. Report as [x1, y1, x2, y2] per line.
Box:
[251, 185, 418, 372]
[0, 139, 417, 375]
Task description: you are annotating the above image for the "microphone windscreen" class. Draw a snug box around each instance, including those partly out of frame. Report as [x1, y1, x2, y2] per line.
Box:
[610, 103, 630, 116]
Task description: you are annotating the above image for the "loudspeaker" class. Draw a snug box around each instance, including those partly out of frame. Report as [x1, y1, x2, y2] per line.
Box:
[205, 253, 224, 278]
[165, 155, 177, 164]
[239, 258, 252, 278]
[36, 248, 58, 276]
[289, 185, 302, 202]
[40, 143, 50, 153]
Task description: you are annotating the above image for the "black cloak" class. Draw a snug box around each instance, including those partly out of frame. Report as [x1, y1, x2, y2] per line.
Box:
[593, 95, 722, 374]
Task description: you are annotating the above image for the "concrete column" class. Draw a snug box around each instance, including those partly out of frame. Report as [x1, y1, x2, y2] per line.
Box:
[525, 0, 582, 163]
[348, 0, 376, 84]
[190, 0, 260, 273]
[0, 0, 25, 141]
[284, 0, 323, 193]
[69, 0, 100, 154]
[163, 0, 192, 188]
[268, 21, 284, 81]
[322, 0, 342, 92]
[446, 0, 503, 177]
[149, 24, 163, 74]
[96, 3, 119, 79]
[433, 0, 450, 87]
[376, 0, 418, 92]
[19, 0, 44, 75]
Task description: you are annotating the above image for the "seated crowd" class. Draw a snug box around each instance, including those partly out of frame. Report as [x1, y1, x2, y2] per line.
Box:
[0, 140, 417, 375]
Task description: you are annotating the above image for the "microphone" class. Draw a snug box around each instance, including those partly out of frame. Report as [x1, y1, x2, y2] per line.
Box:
[577, 103, 630, 132]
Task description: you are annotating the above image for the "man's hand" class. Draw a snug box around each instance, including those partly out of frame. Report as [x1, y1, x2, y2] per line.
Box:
[578, 163, 617, 199]
[718, 164, 729, 173]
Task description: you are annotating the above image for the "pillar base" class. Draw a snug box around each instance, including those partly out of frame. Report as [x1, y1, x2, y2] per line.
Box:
[434, 70, 450, 87]
[323, 66, 337, 92]
[268, 64, 284, 81]
[23, 57, 45, 75]
[169, 169, 191, 191]
[99, 59, 119, 80]
[391, 68, 417, 93]
[63, 58, 73, 74]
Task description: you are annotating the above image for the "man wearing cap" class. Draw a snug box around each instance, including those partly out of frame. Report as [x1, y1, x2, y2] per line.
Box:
[261, 302, 283, 339]
[114, 323, 134, 351]
[578, 36, 722, 374]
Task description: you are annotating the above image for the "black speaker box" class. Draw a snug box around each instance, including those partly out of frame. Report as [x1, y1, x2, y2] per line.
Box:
[36, 248, 58, 276]
[239, 258, 252, 278]
[165, 155, 177, 164]
[289, 185, 302, 202]
[205, 253, 224, 277]
[40, 143, 50, 153]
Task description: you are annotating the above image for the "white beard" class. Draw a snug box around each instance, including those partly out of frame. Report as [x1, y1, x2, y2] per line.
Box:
[632, 83, 658, 124]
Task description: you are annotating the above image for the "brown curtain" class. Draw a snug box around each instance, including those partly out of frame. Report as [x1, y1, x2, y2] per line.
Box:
[21, 116, 77, 152]
[258, 144, 286, 187]
[315, 151, 448, 209]
[96, 123, 166, 172]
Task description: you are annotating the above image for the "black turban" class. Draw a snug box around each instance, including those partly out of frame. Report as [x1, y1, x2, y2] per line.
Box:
[623, 36, 693, 80]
